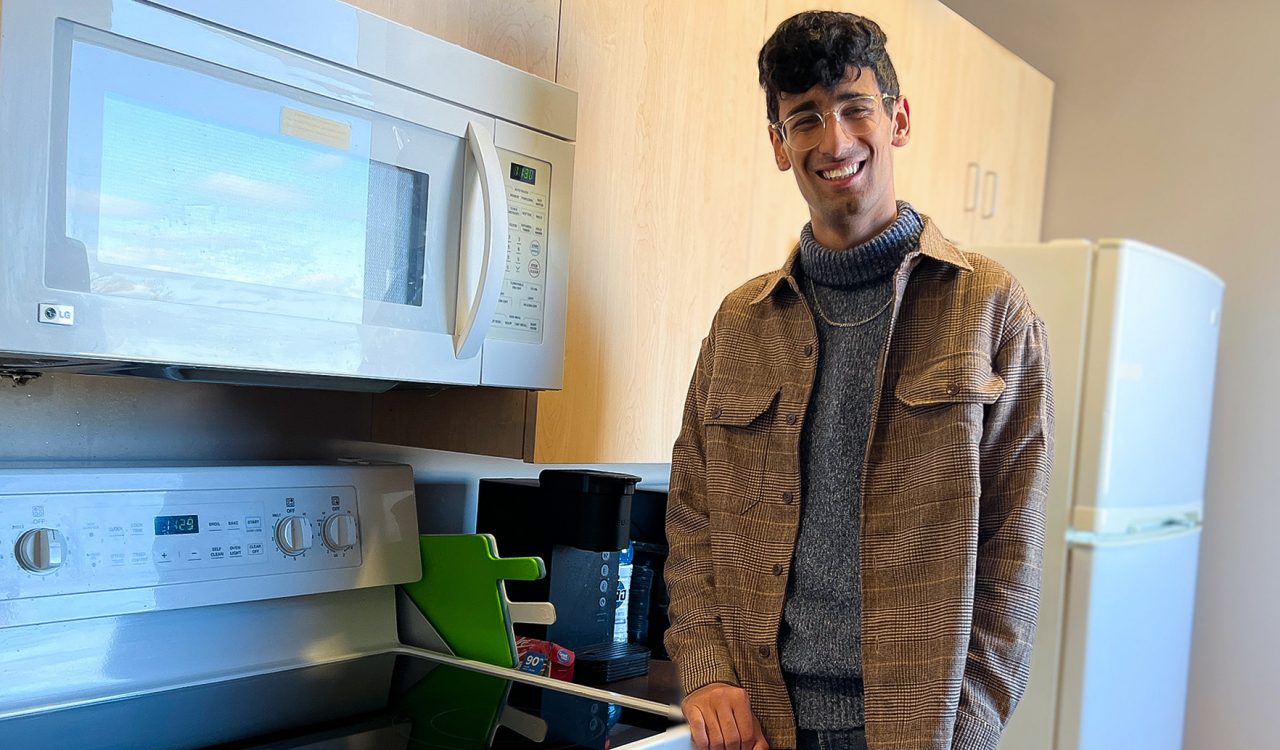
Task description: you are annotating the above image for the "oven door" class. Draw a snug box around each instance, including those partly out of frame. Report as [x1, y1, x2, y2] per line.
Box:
[1, 0, 514, 387]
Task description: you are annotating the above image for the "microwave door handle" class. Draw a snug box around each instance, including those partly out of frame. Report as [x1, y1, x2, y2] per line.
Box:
[454, 121, 509, 358]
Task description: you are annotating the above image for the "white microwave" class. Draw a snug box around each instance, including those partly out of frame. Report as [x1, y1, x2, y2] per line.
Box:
[0, 0, 575, 391]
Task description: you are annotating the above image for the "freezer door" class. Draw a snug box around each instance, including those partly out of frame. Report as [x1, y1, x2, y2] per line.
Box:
[1074, 240, 1224, 517]
[1056, 526, 1201, 750]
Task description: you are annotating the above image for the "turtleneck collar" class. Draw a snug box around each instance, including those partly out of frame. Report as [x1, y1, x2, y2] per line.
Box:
[799, 201, 923, 289]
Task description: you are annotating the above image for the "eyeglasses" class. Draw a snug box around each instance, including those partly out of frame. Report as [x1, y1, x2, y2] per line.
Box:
[770, 94, 899, 151]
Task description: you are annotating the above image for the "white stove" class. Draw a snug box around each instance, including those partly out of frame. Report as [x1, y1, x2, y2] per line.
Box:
[0, 463, 688, 749]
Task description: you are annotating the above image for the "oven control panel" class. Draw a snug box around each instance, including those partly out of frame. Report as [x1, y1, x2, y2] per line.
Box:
[0, 484, 363, 600]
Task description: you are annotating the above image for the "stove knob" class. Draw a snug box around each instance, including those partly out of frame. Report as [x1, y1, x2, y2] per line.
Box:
[274, 516, 313, 556]
[322, 512, 357, 552]
[16, 528, 66, 573]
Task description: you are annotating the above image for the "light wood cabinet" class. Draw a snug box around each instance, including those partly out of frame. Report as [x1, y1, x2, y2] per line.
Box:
[891, 0, 969, 239]
[533, 0, 769, 463]
[895, 0, 1054, 245]
[998, 60, 1054, 242]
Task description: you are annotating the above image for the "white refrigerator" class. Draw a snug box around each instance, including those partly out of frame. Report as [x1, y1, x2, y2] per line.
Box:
[976, 240, 1223, 750]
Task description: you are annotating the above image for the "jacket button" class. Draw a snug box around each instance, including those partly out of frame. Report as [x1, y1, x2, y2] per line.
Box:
[758, 645, 771, 658]
[711, 407, 723, 419]
[782, 491, 794, 504]
[772, 563, 784, 576]
[713, 615, 722, 623]
[786, 414, 798, 425]
[947, 383, 959, 396]
[804, 343, 814, 357]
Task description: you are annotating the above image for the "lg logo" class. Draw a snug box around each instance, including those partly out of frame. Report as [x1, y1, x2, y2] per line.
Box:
[37, 304, 75, 326]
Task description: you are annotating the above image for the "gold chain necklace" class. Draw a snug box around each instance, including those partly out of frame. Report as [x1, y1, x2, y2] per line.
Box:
[806, 275, 893, 328]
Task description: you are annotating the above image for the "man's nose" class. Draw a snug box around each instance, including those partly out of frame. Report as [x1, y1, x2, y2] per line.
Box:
[817, 113, 855, 156]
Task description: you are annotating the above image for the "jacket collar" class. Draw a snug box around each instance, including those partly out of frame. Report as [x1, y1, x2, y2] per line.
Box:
[749, 215, 971, 305]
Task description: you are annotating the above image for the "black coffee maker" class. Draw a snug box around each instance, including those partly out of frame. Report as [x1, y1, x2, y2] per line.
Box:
[476, 469, 639, 653]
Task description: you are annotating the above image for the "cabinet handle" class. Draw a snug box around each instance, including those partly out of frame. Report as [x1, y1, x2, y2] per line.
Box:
[964, 162, 981, 212]
[981, 170, 999, 220]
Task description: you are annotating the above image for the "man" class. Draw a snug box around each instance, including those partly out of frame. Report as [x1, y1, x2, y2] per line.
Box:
[664, 11, 1053, 750]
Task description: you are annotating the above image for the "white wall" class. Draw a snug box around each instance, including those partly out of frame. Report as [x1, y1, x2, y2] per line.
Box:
[941, 2, 1279, 748]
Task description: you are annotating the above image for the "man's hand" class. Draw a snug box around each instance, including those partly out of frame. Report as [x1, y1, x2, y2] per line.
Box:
[681, 682, 769, 750]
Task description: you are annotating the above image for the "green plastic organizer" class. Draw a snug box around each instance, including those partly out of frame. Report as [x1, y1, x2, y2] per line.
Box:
[400, 533, 545, 668]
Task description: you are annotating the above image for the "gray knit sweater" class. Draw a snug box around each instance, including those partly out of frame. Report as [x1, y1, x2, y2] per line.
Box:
[780, 203, 923, 730]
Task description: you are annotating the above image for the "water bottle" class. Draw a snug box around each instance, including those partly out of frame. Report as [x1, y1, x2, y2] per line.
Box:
[628, 560, 654, 645]
[613, 543, 633, 644]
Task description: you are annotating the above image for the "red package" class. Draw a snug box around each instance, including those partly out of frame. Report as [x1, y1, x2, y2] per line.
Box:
[516, 636, 575, 681]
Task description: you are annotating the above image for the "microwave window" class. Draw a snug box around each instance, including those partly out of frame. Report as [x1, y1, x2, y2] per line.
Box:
[54, 33, 435, 321]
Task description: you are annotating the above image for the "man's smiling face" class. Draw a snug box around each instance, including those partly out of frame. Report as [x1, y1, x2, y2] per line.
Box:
[769, 66, 910, 249]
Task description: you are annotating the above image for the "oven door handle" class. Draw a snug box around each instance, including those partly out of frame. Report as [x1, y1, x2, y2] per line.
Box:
[454, 121, 509, 359]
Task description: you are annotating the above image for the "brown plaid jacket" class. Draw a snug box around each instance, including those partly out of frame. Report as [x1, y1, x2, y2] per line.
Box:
[664, 217, 1053, 750]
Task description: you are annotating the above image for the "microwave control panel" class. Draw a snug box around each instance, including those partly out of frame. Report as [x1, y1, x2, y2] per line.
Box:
[492, 149, 552, 345]
[0, 485, 362, 600]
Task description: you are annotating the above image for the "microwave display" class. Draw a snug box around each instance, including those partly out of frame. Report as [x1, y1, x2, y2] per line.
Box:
[509, 162, 537, 185]
[54, 29, 444, 326]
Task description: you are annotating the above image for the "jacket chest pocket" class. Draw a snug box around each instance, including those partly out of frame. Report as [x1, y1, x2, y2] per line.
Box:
[894, 351, 1005, 408]
[702, 382, 781, 512]
[891, 350, 1005, 457]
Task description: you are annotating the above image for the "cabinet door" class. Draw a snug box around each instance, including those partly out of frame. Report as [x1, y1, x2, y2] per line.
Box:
[898, 0, 1053, 245]
[968, 44, 1053, 244]
[1000, 62, 1054, 242]
[967, 35, 1025, 245]
[894, 0, 978, 242]
[537, 0, 768, 463]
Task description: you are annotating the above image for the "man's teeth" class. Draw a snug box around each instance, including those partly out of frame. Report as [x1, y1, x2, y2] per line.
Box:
[820, 163, 861, 180]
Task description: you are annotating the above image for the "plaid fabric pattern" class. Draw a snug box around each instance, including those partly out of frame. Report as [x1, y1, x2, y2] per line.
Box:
[665, 217, 1054, 750]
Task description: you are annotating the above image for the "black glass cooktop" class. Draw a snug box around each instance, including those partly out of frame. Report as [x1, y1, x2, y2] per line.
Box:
[0, 652, 680, 750]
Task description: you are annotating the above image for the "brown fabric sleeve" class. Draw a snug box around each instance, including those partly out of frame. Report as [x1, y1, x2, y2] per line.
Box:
[664, 331, 742, 697]
[954, 314, 1055, 750]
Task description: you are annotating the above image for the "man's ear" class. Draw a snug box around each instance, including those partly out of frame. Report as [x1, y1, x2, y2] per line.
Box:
[769, 126, 792, 171]
[891, 95, 911, 147]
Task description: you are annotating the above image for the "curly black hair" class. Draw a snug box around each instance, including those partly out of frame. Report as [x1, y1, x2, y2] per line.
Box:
[758, 11, 900, 124]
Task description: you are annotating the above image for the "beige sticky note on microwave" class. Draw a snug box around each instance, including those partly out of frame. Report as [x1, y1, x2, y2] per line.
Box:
[280, 106, 351, 151]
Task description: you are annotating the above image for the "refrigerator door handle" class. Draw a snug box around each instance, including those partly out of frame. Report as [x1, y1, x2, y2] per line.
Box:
[1066, 517, 1202, 548]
